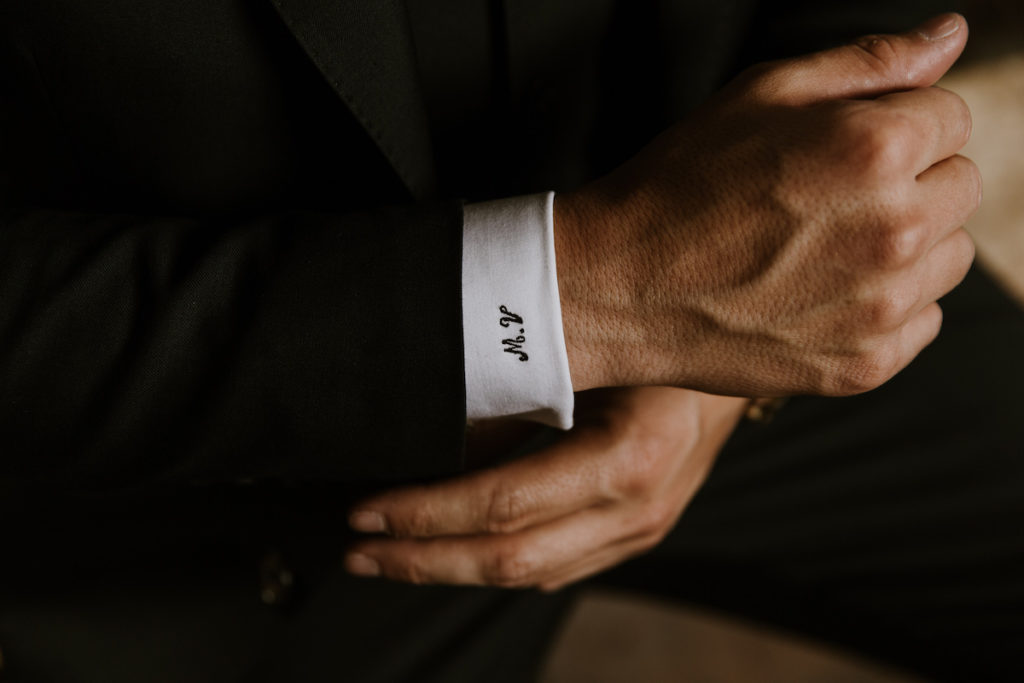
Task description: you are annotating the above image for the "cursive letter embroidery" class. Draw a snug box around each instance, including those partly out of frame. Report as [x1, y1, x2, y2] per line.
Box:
[499, 305, 528, 361]
[499, 305, 523, 328]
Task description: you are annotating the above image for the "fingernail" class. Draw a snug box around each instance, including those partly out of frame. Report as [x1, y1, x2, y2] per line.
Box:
[345, 552, 380, 577]
[349, 510, 388, 533]
[915, 13, 961, 41]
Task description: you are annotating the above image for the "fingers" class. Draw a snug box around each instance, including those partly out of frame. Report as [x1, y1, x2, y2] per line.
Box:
[916, 154, 983, 234]
[903, 154, 981, 294]
[847, 301, 943, 396]
[763, 13, 967, 105]
[898, 301, 944, 367]
[343, 390, 743, 589]
[870, 154, 978, 324]
[854, 153, 977, 280]
[913, 228, 975, 313]
[537, 535, 657, 592]
[875, 87, 972, 174]
[837, 223, 970, 394]
[349, 433, 614, 539]
[346, 505, 629, 588]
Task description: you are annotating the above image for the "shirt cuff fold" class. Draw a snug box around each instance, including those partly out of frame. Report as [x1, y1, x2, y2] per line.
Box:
[462, 192, 575, 429]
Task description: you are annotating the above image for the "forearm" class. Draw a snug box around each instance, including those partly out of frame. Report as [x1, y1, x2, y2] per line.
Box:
[552, 186, 638, 393]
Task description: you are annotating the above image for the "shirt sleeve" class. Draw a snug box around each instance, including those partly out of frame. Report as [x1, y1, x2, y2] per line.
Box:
[462, 192, 575, 430]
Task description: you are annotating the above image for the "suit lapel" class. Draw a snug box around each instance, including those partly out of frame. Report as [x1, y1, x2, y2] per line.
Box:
[270, 0, 437, 200]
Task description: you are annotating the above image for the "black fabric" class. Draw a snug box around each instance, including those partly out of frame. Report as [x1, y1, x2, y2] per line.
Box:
[3, 0, 1020, 682]
[0, 576, 574, 683]
[1, 0, 466, 487]
[0, 204, 466, 486]
[270, 0, 438, 199]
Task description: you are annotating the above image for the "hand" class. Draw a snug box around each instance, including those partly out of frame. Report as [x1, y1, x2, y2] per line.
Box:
[556, 13, 979, 397]
[344, 387, 746, 591]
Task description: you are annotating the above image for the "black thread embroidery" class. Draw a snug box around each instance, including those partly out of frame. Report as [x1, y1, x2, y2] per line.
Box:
[499, 305, 523, 328]
[499, 305, 529, 361]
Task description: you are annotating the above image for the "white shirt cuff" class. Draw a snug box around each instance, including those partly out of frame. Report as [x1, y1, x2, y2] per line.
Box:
[462, 192, 574, 429]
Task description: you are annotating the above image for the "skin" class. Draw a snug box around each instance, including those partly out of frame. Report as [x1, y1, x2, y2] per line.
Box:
[557, 12, 977, 397]
[347, 388, 747, 591]
[346, 14, 980, 589]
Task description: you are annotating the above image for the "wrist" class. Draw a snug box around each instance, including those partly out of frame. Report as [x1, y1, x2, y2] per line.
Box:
[553, 191, 594, 391]
[553, 183, 664, 391]
[553, 189, 629, 391]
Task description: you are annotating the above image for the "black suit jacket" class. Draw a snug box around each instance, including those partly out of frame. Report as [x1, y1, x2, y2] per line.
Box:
[2, 0, 471, 491]
[0, 0, 947, 554]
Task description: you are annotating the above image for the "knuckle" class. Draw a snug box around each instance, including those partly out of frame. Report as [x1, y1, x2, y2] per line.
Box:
[634, 501, 675, 539]
[825, 369, 868, 397]
[484, 544, 536, 588]
[827, 103, 910, 179]
[972, 162, 984, 208]
[961, 156, 984, 210]
[486, 482, 528, 534]
[403, 504, 438, 538]
[948, 90, 973, 147]
[930, 87, 973, 149]
[400, 557, 433, 586]
[956, 228, 977, 264]
[832, 347, 900, 395]
[866, 222, 923, 269]
[616, 437, 666, 498]
[861, 290, 912, 331]
[850, 34, 903, 80]
[847, 118, 908, 176]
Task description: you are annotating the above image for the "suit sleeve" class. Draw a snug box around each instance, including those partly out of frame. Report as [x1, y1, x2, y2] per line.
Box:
[0, 203, 467, 490]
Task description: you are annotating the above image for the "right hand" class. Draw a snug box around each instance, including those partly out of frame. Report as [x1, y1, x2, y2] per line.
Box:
[555, 13, 979, 398]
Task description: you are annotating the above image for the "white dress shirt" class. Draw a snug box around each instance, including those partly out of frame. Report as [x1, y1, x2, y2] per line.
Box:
[462, 192, 575, 429]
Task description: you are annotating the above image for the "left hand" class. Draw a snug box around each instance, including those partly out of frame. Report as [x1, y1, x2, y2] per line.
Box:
[344, 387, 746, 591]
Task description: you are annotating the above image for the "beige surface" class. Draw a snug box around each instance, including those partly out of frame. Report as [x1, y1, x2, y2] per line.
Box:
[542, 48, 1024, 683]
[946, 55, 1024, 301]
[542, 591, 925, 683]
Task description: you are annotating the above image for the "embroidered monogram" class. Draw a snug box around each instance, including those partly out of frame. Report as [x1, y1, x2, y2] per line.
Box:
[499, 305, 523, 328]
[499, 305, 529, 361]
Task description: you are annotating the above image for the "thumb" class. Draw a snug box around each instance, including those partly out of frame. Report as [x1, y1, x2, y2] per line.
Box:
[767, 13, 968, 105]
